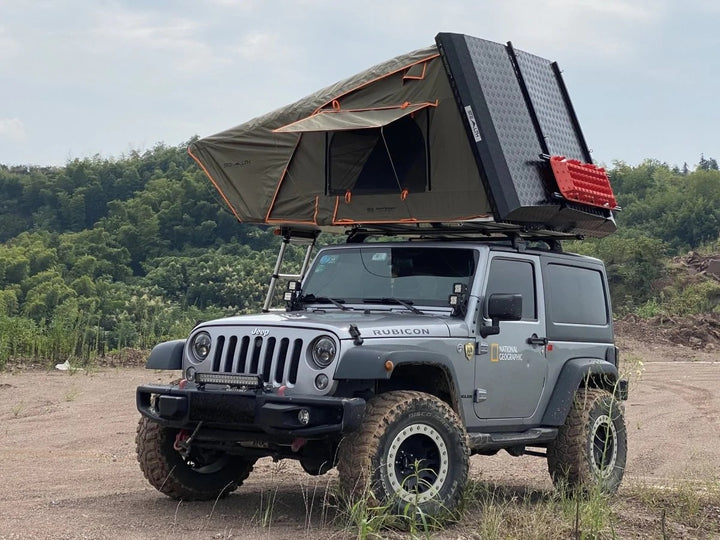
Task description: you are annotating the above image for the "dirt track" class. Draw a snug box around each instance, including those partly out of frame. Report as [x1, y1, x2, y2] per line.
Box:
[0, 339, 718, 539]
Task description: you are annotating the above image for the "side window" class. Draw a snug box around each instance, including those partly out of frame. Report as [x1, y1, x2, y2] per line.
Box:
[546, 264, 608, 325]
[485, 258, 536, 320]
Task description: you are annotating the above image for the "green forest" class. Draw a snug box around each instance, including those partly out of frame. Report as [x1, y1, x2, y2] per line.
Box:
[1, 143, 719, 367]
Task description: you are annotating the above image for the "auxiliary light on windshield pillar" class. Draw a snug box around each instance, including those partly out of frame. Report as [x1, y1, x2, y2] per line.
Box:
[449, 283, 468, 317]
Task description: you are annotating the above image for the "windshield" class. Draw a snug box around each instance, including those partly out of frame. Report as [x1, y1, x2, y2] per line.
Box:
[301, 246, 477, 308]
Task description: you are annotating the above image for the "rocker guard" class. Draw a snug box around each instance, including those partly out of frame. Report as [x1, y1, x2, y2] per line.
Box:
[136, 384, 365, 438]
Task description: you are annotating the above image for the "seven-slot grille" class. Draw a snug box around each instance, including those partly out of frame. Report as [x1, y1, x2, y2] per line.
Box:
[209, 332, 303, 386]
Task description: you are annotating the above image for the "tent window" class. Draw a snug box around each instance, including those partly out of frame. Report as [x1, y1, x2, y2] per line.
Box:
[327, 112, 428, 195]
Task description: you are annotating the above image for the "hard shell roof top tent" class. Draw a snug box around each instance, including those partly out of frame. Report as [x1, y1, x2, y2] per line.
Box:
[188, 33, 620, 310]
[188, 32, 618, 241]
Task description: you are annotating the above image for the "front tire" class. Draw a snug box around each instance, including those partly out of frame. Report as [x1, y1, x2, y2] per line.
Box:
[338, 391, 469, 520]
[547, 387, 627, 493]
[136, 417, 255, 500]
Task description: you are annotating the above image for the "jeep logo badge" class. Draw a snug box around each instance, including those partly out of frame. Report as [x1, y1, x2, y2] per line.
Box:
[251, 328, 270, 337]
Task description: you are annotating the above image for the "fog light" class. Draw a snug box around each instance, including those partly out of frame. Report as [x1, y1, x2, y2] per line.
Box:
[315, 373, 329, 390]
[186, 366, 196, 382]
[298, 408, 310, 425]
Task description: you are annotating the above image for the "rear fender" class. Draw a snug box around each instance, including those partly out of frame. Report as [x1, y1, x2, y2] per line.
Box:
[542, 358, 623, 426]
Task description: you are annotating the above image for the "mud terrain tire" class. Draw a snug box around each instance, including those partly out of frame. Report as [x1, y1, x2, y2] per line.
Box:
[338, 391, 469, 519]
[547, 387, 627, 493]
[136, 417, 255, 501]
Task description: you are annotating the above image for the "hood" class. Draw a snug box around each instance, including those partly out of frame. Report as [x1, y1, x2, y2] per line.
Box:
[197, 310, 453, 339]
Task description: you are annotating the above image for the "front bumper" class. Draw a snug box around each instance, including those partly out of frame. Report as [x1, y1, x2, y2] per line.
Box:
[136, 384, 366, 438]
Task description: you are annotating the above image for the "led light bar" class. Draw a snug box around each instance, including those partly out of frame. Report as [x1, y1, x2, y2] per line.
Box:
[195, 372, 263, 388]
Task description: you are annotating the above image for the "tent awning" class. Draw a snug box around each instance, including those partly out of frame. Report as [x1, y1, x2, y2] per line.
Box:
[273, 102, 436, 133]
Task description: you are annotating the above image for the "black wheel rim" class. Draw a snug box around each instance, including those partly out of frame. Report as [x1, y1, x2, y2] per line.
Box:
[590, 414, 617, 477]
[386, 423, 449, 503]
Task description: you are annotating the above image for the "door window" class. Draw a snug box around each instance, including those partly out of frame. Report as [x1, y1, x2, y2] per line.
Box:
[485, 258, 536, 320]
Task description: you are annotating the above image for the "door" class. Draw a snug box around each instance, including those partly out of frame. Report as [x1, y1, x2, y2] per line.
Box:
[473, 253, 548, 419]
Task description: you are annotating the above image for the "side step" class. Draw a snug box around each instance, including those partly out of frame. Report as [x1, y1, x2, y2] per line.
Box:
[468, 427, 557, 452]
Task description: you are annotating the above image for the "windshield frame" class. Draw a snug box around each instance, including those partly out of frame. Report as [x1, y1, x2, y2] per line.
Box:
[299, 244, 479, 311]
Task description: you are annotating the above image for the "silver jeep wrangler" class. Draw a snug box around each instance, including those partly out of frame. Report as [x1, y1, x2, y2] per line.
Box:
[136, 225, 627, 518]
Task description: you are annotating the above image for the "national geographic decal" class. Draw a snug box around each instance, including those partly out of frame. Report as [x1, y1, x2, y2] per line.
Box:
[490, 343, 524, 362]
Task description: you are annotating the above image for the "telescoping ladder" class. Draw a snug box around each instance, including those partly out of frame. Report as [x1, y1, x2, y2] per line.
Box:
[262, 227, 320, 312]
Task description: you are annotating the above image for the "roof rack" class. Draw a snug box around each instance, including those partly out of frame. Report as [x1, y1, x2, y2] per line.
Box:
[344, 222, 582, 245]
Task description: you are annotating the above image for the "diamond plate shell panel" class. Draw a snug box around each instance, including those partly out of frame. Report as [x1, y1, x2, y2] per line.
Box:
[435, 32, 615, 237]
[463, 36, 548, 207]
[514, 50, 587, 161]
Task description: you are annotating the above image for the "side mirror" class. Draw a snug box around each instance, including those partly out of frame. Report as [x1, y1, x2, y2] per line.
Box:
[480, 293, 522, 337]
[488, 293, 522, 321]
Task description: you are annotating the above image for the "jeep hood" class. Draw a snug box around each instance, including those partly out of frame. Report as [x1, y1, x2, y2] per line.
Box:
[198, 311, 452, 339]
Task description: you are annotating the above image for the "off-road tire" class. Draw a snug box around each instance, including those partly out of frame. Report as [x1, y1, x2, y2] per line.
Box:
[337, 391, 469, 520]
[547, 387, 627, 494]
[136, 417, 255, 501]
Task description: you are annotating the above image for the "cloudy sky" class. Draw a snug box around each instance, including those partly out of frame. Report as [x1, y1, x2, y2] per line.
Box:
[1, 0, 718, 168]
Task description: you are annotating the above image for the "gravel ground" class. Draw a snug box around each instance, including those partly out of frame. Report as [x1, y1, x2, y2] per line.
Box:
[0, 336, 718, 539]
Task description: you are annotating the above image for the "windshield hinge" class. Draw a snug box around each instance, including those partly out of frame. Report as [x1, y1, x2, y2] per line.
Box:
[349, 324, 363, 346]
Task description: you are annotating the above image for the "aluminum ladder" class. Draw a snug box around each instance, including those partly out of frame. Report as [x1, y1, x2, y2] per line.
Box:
[262, 227, 319, 312]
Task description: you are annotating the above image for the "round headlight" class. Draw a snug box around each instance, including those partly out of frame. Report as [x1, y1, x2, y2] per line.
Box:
[310, 336, 336, 369]
[190, 331, 212, 363]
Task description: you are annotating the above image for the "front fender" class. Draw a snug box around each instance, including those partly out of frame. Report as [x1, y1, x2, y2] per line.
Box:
[333, 345, 452, 380]
[146, 339, 185, 370]
[541, 358, 623, 426]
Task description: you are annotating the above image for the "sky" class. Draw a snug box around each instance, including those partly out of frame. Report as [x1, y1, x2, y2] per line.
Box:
[1, 0, 718, 169]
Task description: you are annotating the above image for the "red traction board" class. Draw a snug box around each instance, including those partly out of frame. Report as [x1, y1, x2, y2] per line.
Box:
[550, 156, 618, 209]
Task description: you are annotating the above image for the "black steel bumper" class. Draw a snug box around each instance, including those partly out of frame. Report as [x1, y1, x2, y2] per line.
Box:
[136, 384, 366, 438]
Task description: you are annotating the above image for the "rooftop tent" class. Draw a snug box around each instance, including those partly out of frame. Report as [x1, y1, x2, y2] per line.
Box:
[188, 33, 617, 237]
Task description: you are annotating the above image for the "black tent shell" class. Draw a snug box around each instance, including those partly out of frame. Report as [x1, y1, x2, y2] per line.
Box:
[188, 33, 617, 238]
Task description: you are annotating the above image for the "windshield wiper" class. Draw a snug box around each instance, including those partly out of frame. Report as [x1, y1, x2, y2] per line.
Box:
[362, 297, 424, 315]
[299, 294, 349, 311]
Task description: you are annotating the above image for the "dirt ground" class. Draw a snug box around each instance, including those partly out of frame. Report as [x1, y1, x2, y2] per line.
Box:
[0, 334, 718, 540]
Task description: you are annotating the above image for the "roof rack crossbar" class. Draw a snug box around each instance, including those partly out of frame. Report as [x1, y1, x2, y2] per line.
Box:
[344, 222, 582, 243]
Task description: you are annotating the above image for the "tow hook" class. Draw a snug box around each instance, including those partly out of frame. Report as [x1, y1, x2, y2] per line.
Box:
[173, 422, 203, 458]
[291, 438, 307, 452]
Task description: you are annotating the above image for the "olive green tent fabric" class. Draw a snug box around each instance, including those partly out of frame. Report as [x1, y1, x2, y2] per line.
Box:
[188, 45, 492, 228]
[273, 102, 436, 133]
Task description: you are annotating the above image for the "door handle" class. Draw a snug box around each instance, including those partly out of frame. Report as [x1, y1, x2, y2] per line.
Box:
[527, 334, 548, 346]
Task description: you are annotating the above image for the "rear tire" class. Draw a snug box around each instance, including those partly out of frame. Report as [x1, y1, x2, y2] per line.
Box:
[338, 391, 469, 521]
[547, 387, 627, 493]
[136, 417, 255, 500]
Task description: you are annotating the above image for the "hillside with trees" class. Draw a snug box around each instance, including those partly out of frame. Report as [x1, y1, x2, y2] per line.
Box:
[0, 144, 719, 367]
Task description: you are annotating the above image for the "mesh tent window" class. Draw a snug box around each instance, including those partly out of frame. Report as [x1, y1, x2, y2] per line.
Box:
[328, 112, 428, 195]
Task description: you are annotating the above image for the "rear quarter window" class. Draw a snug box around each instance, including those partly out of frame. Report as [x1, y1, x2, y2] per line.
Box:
[546, 263, 608, 325]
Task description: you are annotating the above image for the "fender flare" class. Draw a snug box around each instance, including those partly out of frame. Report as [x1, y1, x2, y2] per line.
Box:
[333, 345, 452, 380]
[145, 339, 185, 370]
[541, 358, 620, 426]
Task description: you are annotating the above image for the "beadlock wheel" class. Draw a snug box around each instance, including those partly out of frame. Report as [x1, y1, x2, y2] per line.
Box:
[547, 387, 627, 493]
[590, 413, 618, 478]
[338, 391, 469, 521]
[386, 422, 450, 503]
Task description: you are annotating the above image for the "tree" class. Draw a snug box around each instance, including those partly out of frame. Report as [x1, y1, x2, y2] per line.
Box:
[697, 154, 719, 171]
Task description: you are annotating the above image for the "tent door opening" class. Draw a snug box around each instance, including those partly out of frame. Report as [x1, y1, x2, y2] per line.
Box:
[325, 110, 430, 197]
